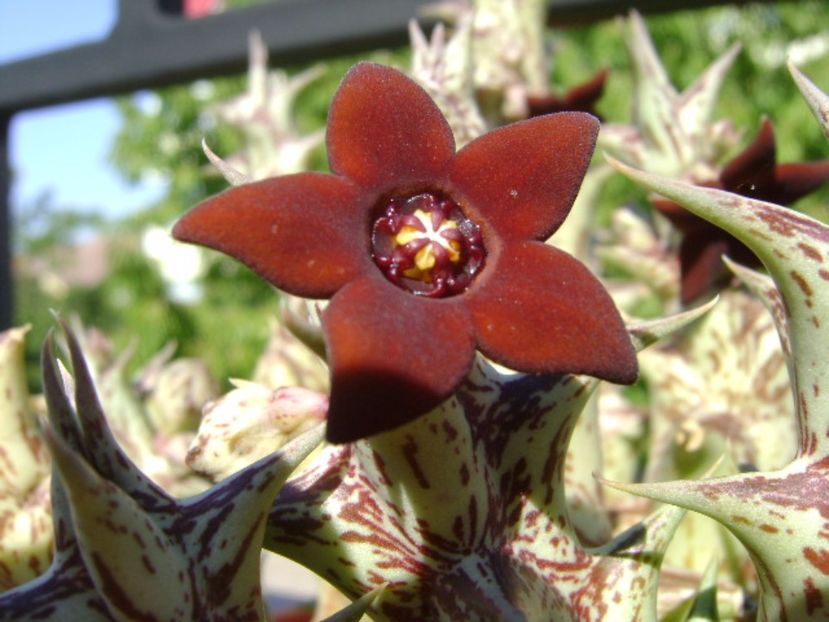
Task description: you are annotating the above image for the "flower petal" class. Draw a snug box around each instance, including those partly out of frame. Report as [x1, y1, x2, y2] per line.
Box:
[719, 119, 829, 205]
[677, 233, 731, 305]
[527, 69, 608, 119]
[720, 118, 776, 194]
[770, 160, 829, 205]
[173, 173, 372, 298]
[326, 62, 455, 190]
[678, 230, 757, 305]
[323, 277, 475, 443]
[467, 241, 637, 383]
[449, 112, 599, 242]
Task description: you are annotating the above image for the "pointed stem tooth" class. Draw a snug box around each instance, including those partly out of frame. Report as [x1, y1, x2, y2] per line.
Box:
[680, 42, 741, 137]
[247, 30, 268, 103]
[627, 296, 718, 352]
[44, 425, 190, 621]
[603, 463, 829, 621]
[183, 448, 316, 618]
[789, 61, 829, 139]
[585, 503, 687, 619]
[5, 328, 325, 619]
[686, 558, 721, 621]
[320, 584, 387, 622]
[60, 323, 167, 503]
[41, 336, 85, 454]
[626, 9, 675, 98]
[202, 139, 251, 186]
[407, 19, 429, 57]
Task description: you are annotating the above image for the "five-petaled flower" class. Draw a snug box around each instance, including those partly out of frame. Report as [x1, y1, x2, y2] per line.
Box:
[653, 118, 829, 304]
[173, 62, 637, 443]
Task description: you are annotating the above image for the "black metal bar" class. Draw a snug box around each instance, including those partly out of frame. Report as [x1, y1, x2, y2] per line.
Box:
[546, 0, 758, 25]
[0, 114, 11, 331]
[0, 0, 435, 115]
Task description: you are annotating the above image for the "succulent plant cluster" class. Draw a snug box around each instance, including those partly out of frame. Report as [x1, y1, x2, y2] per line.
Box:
[3, 2, 829, 621]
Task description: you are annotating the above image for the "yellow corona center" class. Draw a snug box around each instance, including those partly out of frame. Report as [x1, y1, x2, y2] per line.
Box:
[394, 209, 461, 282]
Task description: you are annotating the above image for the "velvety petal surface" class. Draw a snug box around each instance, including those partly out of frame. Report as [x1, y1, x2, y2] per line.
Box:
[323, 278, 476, 443]
[720, 119, 829, 204]
[449, 112, 598, 242]
[719, 118, 776, 193]
[662, 218, 759, 305]
[770, 160, 829, 205]
[173, 173, 372, 298]
[677, 232, 732, 305]
[466, 241, 637, 383]
[326, 62, 455, 190]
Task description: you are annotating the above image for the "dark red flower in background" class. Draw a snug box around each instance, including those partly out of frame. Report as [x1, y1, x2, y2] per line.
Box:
[653, 118, 829, 304]
[174, 62, 637, 443]
[527, 70, 608, 120]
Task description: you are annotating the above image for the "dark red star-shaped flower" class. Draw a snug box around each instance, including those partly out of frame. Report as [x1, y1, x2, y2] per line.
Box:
[653, 118, 829, 304]
[527, 70, 608, 120]
[174, 62, 637, 443]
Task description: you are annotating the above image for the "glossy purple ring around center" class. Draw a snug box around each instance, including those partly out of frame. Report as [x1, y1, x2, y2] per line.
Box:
[370, 191, 486, 298]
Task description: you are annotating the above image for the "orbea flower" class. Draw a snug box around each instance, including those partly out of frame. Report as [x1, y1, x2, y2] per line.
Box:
[173, 62, 637, 443]
[653, 118, 829, 303]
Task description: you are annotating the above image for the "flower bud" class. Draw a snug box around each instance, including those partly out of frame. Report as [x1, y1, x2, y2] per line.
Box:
[187, 381, 326, 481]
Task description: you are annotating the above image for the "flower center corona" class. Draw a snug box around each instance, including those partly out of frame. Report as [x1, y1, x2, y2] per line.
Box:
[371, 192, 486, 297]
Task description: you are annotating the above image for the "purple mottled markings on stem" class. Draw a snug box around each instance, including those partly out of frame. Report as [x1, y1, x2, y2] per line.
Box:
[400, 435, 430, 489]
[61, 326, 173, 509]
[0, 471, 110, 620]
[266, 356, 682, 621]
[804, 577, 824, 615]
[0, 547, 103, 620]
[0, 329, 50, 569]
[804, 546, 829, 575]
[268, 367, 578, 617]
[751, 201, 829, 244]
[91, 551, 161, 622]
[0, 340, 111, 620]
[0, 324, 323, 621]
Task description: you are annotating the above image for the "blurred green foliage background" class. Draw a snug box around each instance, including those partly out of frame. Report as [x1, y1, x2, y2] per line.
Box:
[13, 1, 829, 388]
